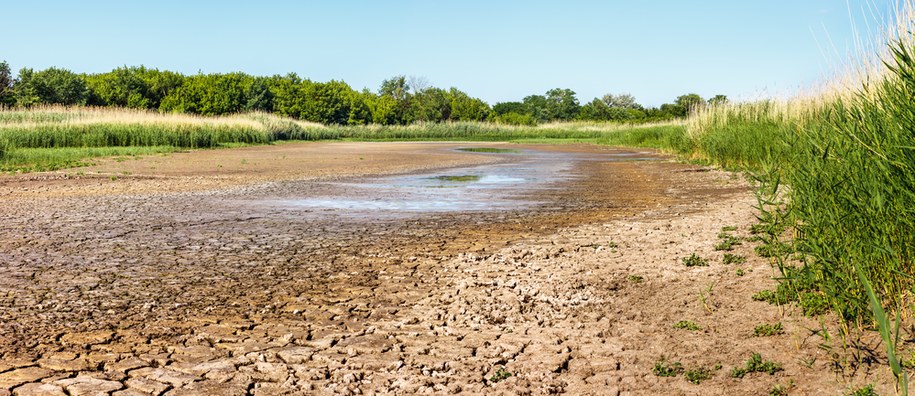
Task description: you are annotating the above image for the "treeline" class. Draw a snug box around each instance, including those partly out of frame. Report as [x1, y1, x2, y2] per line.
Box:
[0, 61, 725, 125]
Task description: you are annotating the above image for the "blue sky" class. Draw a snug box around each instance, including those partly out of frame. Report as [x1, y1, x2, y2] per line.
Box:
[0, 1, 898, 106]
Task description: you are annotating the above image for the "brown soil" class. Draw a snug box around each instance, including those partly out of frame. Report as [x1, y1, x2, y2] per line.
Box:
[0, 142, 895, 395]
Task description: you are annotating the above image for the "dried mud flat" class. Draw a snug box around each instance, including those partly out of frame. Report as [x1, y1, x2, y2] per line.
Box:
[0, 142, 895, 395]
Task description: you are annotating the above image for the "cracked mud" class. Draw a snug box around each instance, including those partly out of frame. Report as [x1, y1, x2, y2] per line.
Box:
[0, 142, 882, 395]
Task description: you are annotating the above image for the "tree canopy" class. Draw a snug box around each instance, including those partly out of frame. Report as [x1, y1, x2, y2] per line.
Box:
[0, 60, 722, 125]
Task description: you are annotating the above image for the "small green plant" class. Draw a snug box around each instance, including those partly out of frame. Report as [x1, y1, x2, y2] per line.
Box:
[627, 275, 644, 283]
[736, 268, 746, 276]
[682, 253, 709, 267]
[432, 175, 481, 182]
[797, 292, 829, 316]
[770, 380, 795, 396]
[674, 320, 701, 331]
[754, 322, 784, 337]
[800, 356, 816, 369]
[901, 352, 915, 369]
[856, 264, 908, 393]
[684, 367, 712, 384]
[715, 234, 743, 251]
[752, 289, 793, 305]
[489, 367, 512, 383]
[721, 226, 738, 232]
[731, 353, 783, 378]
[848, 384, 878, 396]
[754, 241, 793, 258]
[722, 253, 746, 265]
[698, 283, 716, 313]
[457, 147, 520, 154]
[653, 356, 684, 377]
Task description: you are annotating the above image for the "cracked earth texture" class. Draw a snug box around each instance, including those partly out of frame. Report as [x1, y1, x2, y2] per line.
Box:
[0, 142, 896, 395]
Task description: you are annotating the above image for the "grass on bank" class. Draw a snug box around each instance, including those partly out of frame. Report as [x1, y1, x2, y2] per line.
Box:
[0, 146, 179, 172]
[0, 106, 688, 171]
[684, 5, 915, 391]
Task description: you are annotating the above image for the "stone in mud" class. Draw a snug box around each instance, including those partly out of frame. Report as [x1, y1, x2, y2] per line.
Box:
[0, 367, 52, 390]
[59, 331, 114, 349]
[253, 362, 290, 383]
[128, 368, 198, 388]
[55, 377, 123, 396]
[124, 377, 170, 395]
[276, 347, 314, 364]
[37, 356, 92, 372]
[11, 383, 67, 396]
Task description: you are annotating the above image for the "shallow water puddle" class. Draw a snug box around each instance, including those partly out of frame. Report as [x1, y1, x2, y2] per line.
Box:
[271, 148, 655, 215]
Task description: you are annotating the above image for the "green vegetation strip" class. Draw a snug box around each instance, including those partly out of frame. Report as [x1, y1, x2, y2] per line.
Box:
[457, 147, 520, 153]
[430, 175, 481, 182]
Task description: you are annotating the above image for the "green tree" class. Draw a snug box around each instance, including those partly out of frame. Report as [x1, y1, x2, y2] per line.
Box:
[409, 87, 451, 122]
[243, 76, 273, 112]
[494, 112, 537, 126]
[365, 93, 398, 125]
[545, 88, 580, 121]
[675, 93, 705, 115]
[522, 94, 550, 122]
[579, 98, 641, 121]
[140, 68, 185, 109]
[301, 80, 354, 124]
[708, 94, 729, 106]
[493, 101, 526, 116]
[0, 61, 14, 106]
[346, 89, 374, 125]
[659, 103, 686, 118]
[601, 93, 642, 110]
[378, 75, 412, 124]
[85, 66, 151, 108]
[449, 88, 491, 121]
[159, 73, 248, 115]
[14, 67, 90, 106]
[267, 73, 309, 119]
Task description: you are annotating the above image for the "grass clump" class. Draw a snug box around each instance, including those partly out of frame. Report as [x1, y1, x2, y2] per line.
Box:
[715, 233, 743, 251]
[684, 367, 713, 384]
[730, 353, 783, 378]
[848, 384, 878, 396]
[682, 253, 709, 267]
[722, 253, 746, 265]
[652, 356, 684, 377]
[753, 322, 784, 337]
[770, 381, 795, 396]
[627, 275, 644, 283]
[673, 320, 701, 331]
[431, 175, 481, 182]
[457, 147, 520, 153]
[0, 146, 177, 172]
[489, 367, 512, 383]
[752, 289, 792, 305]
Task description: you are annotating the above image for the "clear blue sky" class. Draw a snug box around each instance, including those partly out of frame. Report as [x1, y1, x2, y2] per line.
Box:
[0, 1, 899, 106]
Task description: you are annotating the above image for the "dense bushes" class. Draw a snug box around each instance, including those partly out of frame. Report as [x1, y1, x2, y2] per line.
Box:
[1, 63, 718, 126]
[688, 32, 915, 332]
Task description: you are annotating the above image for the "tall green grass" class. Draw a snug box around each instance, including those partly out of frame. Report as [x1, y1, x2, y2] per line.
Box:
[0, 106, 687, 171]
[0, 146, 178, 172]
[691, 30, 915, 325]
[684, 13, 915, 390]
[0, 107, 331, 149]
